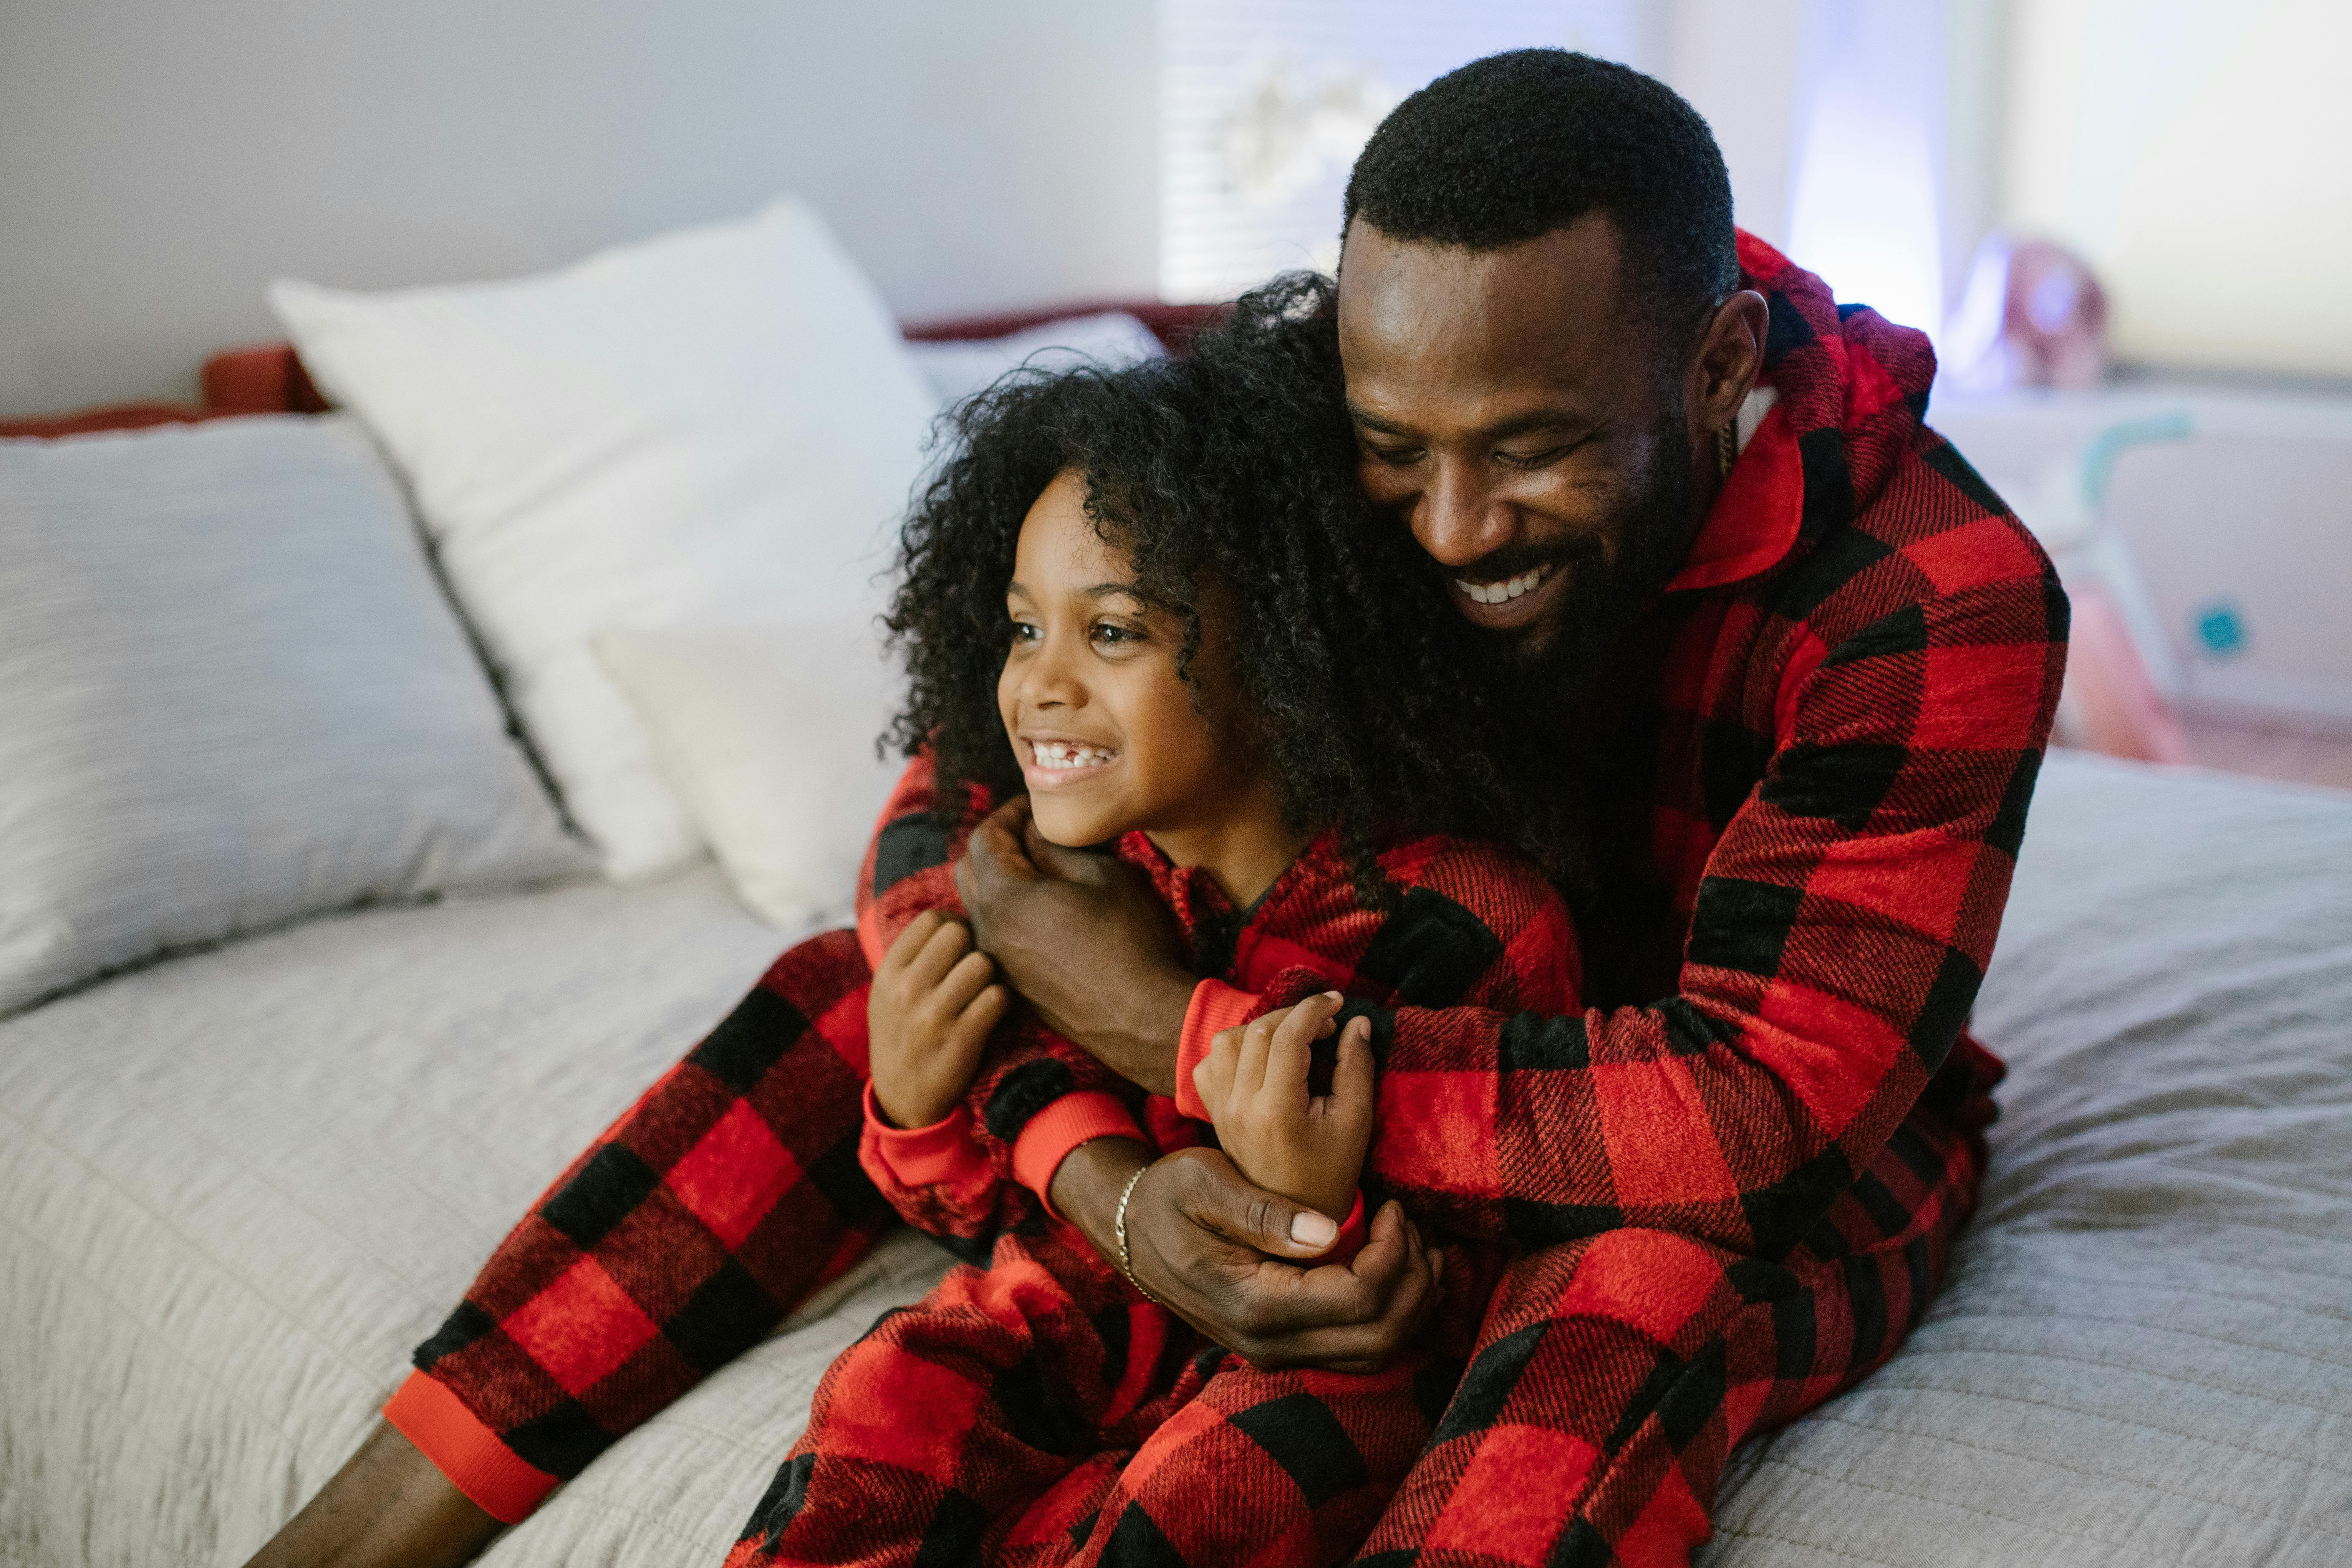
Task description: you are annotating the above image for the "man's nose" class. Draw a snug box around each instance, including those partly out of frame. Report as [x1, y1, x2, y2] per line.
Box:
[1413, 460, 1516, 569]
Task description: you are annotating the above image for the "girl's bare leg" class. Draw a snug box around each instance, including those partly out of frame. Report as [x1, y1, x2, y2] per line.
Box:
[242, 1420, 500, 1568]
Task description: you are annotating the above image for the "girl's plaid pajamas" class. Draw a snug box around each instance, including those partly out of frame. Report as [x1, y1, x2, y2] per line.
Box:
[734, 813, 1582, 1568]
[383, 230, 2062, 1566]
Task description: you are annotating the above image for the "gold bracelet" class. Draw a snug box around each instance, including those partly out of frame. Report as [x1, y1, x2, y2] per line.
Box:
[1114, 1164, 1161, 1306]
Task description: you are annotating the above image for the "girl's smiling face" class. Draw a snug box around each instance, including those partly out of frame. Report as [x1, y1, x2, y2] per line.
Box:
[998, 470, 1260, 854]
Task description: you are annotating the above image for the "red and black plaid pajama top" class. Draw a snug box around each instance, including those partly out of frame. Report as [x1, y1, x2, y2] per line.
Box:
[385, 231, 2065, 1567]
[725, 813, 1581, 1568]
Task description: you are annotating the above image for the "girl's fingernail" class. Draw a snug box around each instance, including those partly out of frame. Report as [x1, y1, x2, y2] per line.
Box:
[1323, 990, 1343, 1003]
[1291, 1211, 1338, 1248]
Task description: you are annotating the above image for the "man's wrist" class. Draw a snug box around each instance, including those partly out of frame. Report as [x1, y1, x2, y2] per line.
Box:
[1100, 969, 1194, 1098]
[1047, 1136, 1154, 1260]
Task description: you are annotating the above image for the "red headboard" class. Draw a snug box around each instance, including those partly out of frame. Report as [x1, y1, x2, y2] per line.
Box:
[0, 300, 1226, 438]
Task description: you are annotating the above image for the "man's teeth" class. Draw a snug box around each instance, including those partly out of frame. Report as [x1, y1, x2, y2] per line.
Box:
[1030, 740, 1115, 770]
[1455, 565, 1553, 606]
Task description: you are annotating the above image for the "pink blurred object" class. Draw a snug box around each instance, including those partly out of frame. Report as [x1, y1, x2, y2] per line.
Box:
[2057, 580, 2190, 764]
[1988, 412, 2198, 767]
[1943, 234, 2110, 391]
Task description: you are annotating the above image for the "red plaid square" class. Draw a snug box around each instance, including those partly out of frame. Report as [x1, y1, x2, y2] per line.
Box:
[667, 1101, 801, 1251]
[502, 1257, 658, 1396]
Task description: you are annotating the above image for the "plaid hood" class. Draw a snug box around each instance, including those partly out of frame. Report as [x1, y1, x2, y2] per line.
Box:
[1666, 230, 1941, 596]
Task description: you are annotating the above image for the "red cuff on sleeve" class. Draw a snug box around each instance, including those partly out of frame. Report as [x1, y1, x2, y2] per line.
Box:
[1012, 1092, 1148, 1217]
[1321, 1191, 1369, 1267]
[1176, 979, 1264, 1121]
[860, 1082, 984, 1188]
[384, 1368, 558, 1525]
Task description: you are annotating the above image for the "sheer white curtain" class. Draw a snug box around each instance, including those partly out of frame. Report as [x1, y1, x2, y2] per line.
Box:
[1783, 0, 1948, 345]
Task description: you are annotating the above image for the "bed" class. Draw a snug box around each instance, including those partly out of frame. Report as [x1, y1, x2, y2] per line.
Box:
[4, 284, 2347, 1566]
[6, 751, 2346, 1568]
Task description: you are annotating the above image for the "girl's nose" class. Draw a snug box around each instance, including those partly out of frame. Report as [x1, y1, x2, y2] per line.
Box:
[1019, 630, 1085, 710]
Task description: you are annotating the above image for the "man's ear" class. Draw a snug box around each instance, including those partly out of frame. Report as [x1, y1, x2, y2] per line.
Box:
[1687, 290, 1770, 440]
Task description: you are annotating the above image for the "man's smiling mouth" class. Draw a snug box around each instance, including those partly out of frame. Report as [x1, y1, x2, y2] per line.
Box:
[1446, 555, 1577, 632]
[1454, 562, 1554, 605]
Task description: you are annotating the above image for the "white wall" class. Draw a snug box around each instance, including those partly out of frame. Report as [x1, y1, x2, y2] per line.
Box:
[0, 1, 1159, 417]
[1661, 0, 1805, 251]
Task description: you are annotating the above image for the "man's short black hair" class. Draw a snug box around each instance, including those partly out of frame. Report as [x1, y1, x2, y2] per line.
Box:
[1343, 49, 1739, 347]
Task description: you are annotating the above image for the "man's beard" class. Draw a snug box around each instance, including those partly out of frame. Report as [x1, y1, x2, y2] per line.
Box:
[1475, 407, 1698, 716]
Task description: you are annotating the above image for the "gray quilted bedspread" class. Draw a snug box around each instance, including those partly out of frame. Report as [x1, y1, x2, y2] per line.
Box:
[4, 752, 2347, 1567]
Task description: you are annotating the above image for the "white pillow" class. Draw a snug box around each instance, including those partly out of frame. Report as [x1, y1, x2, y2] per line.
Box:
[0, 416, 586, 1015]
[593, 623, 906, 927]
[903, 312, 1168, 411]
[269, 199, 939, 881]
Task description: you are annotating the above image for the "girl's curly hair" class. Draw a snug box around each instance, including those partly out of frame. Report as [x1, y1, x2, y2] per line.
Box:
[883, 273, 1587, 900]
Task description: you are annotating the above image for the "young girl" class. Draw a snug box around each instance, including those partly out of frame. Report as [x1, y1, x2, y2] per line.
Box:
[726, 316, 1585, 1568]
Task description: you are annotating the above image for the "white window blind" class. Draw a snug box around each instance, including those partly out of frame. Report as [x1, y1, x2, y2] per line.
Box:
[1159, 0, 1657, 303]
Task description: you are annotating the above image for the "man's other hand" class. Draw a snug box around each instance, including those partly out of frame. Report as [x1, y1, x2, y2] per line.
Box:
[1054, 1140, 1444, 1373]
[954, 796, 1197, 1096]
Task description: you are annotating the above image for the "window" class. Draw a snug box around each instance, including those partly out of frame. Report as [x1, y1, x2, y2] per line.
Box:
[2003, 0, 2352, 377]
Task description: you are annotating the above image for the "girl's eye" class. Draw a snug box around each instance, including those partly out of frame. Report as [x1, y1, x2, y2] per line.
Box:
[1009, 619, 1041, 643]
[1364, 443, 1423, 467]
[1090, 621, 1143, 647]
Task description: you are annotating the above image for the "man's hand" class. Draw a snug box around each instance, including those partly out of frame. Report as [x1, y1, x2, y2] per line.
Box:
[1051, 1139, 1444, 1373]
[1194, 992, 1373, 1223]
[954, 797, 1196, 1096]
[867, 911, 1009, 1129]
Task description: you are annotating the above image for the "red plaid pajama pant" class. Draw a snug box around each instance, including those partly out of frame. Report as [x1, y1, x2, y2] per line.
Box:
[719, 1106, 1978, 1568]
[725, 1227, 1473, 1568]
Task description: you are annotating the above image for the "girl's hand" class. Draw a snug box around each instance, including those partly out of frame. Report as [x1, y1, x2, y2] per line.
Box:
[868, 911, 1009, 1129]
[1191, 991, 1373, 1224]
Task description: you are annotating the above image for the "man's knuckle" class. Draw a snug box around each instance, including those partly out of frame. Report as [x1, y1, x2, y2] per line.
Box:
[1233, 1300, 1281, 1340]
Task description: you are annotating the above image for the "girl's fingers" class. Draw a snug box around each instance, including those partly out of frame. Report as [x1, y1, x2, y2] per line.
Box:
[1329, 1015, 1375, 1116]
[880, 909, 944, 974]
[1265, 992, 1340, 1105]
[1194, 1028, 1236, 1120]
[1191, 1055, 1222, 1121]
[934, 948, 997, 1013]
[907, 916, 973, 989]
[1234, 1012, 1278, 1100]
[944, 984, 1010, 1061]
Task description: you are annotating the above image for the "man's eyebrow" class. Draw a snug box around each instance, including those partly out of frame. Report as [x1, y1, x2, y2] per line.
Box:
[1347, 404, 1592, 442]
[1482, 411, 1589, 441]
[1347, 402, 1414, 436]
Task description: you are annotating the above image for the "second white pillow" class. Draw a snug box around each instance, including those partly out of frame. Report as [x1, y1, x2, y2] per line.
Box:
[594, 623, 908, 927]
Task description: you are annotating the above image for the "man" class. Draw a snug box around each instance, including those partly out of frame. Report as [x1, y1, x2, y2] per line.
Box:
[251, 49, 2062, 1568]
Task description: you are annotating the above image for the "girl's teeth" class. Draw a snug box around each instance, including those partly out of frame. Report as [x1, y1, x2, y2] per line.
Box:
[1454, 565, 1551, 605]
[1032, 741, 1114, 770]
